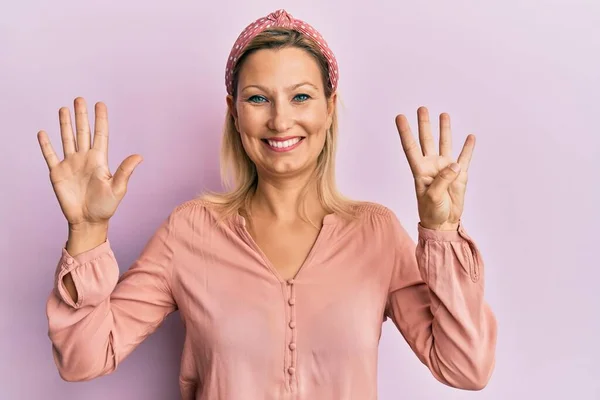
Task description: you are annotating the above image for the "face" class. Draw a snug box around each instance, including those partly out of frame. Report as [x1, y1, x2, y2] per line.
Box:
[227, 47, 336, 181]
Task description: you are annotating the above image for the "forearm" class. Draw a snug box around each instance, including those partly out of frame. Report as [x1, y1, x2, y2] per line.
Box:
[47, 222, 177, 382]
[426, 280, 497, 390]
[415, 226, 497, 389]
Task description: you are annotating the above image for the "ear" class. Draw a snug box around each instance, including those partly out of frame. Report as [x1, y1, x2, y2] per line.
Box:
[326, 92, 337, 127]
[226, 95, 240, 132]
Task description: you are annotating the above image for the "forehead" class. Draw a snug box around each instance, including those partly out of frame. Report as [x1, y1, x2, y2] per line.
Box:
[238, 47, 323, 87]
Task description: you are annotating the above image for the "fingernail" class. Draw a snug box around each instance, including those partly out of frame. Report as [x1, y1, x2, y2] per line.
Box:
[450, 163, 461, 172]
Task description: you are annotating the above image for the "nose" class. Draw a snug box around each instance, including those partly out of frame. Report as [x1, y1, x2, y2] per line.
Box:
[267, 99, 294, 133]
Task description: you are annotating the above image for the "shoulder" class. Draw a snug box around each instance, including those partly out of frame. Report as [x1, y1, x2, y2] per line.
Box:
[171, 198, 214, 215]
[167, 198, 234, 230]
[349, 201, 399, 222]
[346, 201, 412, 241]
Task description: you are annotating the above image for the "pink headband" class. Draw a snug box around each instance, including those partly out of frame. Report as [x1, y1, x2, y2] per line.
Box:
[225, 9, 339, 96]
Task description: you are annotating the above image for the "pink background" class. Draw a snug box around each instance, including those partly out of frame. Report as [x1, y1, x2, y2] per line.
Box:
[2, 0, 599, 399]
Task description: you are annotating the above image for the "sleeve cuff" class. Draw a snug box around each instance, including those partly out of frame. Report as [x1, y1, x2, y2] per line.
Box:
[55, 239, 116, 308]
[61, 239, 112, 266]
[417, 221, 472, 242]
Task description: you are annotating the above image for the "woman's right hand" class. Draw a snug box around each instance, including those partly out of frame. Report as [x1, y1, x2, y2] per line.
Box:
[37, 97, 143, 229]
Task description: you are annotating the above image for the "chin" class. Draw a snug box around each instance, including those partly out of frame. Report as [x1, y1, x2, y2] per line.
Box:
[262, 158, 314, 177]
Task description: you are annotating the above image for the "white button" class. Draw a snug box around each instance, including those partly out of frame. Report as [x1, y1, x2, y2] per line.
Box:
[66, 258, 74, 265]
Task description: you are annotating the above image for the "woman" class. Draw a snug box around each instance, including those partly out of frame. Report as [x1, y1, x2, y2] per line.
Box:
[39, 9, 497, 400]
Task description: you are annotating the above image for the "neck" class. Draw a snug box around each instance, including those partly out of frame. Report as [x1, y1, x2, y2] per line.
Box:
[249, 169, 325, 223]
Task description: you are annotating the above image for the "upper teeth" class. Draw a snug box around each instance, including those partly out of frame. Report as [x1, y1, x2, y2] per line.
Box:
[267, 138, 301, 148]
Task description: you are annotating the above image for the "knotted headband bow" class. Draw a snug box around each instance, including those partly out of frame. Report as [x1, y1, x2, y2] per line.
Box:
[225, 9, 339, 96]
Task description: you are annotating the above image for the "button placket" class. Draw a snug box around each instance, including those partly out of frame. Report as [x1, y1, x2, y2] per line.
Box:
[286, 279, 297, 386]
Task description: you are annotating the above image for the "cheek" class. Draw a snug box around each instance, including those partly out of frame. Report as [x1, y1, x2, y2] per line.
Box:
[239, 133, 262, 158]
[237, 106, 266, 137]
[308, 121, 329, 143]
[299, 108, 329, 134]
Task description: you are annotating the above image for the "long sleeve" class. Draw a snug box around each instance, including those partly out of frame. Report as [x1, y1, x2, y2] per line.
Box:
[384, 214, 497, 390]
[46, 212, 178, 382]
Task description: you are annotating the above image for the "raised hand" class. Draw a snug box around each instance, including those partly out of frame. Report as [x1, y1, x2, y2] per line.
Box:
[37, 97, 143, 228]
[395, 106, 475, 231]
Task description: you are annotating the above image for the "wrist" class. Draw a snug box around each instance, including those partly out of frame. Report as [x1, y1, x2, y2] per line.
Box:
[67, 221, 109, 256]
[69, 220, 109, 230]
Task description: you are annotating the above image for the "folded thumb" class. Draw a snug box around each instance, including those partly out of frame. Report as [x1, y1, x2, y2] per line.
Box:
[427, 163, 461, 199]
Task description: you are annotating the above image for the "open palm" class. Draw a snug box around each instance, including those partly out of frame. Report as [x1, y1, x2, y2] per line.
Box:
[395, 106, 475, 230]
[37, 98, 142, 227]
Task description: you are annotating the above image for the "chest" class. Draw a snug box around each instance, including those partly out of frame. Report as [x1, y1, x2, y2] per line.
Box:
[178, 265, 387, 373]
[173, 221, 394, 380]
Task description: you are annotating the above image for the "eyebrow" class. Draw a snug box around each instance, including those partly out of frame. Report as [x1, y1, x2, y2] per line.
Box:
[241, 82, 319, 92]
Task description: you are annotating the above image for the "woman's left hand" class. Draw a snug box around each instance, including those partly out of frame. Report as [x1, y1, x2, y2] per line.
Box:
[395, 106, 475, 231]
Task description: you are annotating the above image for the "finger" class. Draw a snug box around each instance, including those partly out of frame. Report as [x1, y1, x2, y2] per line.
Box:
[417, 106, 436, 156]
[395, 114, 422, 173]
[111, 154, 143, 196]
[93, 102, 109, 164]
[457, 134, 476, 172]
[427, 163, 461, 202]
[59, 107, 76, 156]
[74, 97, 91, 152]
[439, 112, 452, 157]
[37, 130, 60, 169]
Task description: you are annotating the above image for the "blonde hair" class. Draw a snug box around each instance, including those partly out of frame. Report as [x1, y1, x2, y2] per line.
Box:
[199, 28, 360, 224]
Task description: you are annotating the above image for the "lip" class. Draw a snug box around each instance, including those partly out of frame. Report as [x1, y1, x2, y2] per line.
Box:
[261, 135, 304, 142]
[262, 137, 305, 153]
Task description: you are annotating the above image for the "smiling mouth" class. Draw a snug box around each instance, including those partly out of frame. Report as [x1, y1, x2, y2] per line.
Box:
[261, 137, 305, 151]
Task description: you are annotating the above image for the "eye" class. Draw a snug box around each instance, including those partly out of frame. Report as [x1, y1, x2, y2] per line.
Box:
[247, 95, 267, 103]
[293, 93, 311, 102]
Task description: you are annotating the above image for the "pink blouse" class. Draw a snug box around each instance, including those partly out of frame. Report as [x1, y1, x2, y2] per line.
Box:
[46, 199, 497, 399]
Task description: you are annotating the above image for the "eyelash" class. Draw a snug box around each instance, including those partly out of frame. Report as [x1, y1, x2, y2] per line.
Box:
[247, 94, 311, 103]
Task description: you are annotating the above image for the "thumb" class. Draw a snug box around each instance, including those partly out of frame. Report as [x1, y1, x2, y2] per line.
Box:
[426, 163, 461, 200]
[112, 154, 143, 196]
